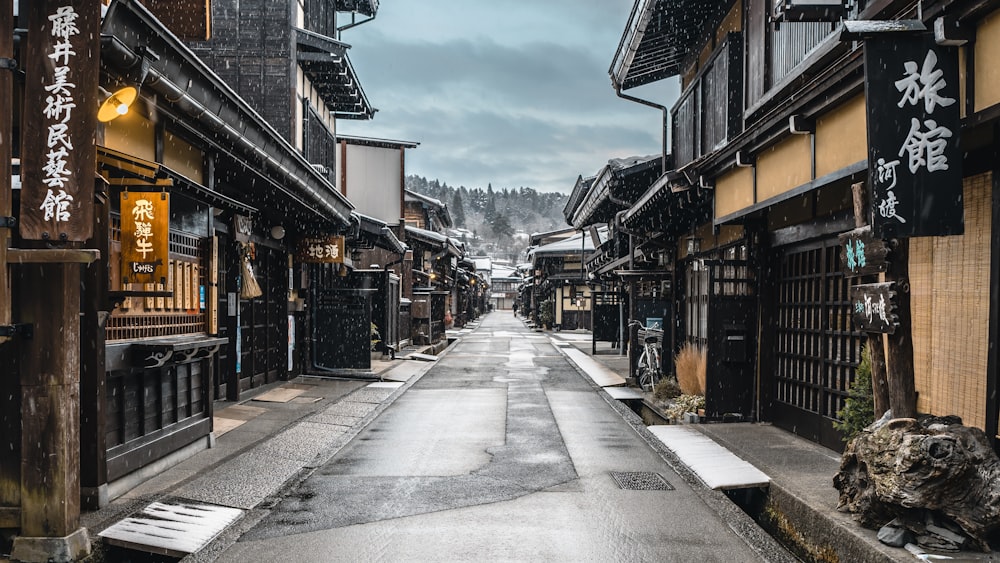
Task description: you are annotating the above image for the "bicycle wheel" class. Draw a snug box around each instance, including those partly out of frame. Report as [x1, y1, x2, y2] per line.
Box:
[637, 351, 653, 391]
[648, 348, 662, 389]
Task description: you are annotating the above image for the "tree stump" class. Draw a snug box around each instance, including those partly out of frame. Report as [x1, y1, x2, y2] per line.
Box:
[833, 415, 1000, 551]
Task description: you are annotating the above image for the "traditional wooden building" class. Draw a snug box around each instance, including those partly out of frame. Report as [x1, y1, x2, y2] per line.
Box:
[325, 135, 418, 362]
[527, 228, 596, 331]
[0, 4, 390, 557]
[404, 189, 453, 232]
[146, 0, 395, 374]
[563, 155, 670, 362]
[611, 0, 999, 450]
[404, 225, 464, 345]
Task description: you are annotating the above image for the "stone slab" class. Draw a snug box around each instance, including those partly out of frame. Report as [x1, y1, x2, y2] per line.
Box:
[556, 344, 627, 387]
[647, 425, 770, 490]
[99, 502, 243, 558]
[252, 387, 307, 403]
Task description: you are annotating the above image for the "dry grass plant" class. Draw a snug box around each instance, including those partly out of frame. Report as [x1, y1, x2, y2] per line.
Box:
[674, 342, 706, 396]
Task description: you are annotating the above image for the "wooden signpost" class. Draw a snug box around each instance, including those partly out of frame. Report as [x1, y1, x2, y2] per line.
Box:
[7, 3, 99, 560]
[845, 184, 891, 420]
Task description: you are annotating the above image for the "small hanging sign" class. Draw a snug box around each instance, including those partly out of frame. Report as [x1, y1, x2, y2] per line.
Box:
[838, 226, 890, 278]
[120, 192, 170, 284]
[295, 235, 345, 264]
[850, 282, 898, 334]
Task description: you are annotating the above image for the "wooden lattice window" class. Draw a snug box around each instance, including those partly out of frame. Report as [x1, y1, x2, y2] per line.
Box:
[107, 213, 208, 341]
[774, 241, 862, 420]
[685, 261, 710, 347]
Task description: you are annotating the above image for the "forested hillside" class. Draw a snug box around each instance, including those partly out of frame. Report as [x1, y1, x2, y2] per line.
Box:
[406, 175, 570, 262]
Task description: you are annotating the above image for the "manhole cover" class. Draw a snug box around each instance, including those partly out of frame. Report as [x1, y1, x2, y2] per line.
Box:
[611, 471, 674, 491]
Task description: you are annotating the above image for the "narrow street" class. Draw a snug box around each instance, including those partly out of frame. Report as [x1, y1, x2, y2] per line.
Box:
[206, 312, 784, 562]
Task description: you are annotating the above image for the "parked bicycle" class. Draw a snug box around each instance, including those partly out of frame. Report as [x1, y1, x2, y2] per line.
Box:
[629, 320, 663, 392]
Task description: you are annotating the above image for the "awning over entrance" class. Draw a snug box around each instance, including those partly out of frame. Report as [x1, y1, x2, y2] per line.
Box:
[405, 225, 462, 257]
[295, 27, 375, 120]
[622, 170, 711, 237]
[97, 147, 257, 216]
[528, 231, 596, 258]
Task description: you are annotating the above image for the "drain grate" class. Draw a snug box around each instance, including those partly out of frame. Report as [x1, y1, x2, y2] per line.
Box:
[610, 471, 674, 491]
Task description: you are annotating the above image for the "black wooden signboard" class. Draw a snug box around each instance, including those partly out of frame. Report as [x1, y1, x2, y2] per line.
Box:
[838, 226, 890, 278]
[19, 0, 99, 241]
[865, 33, 963, 238]
[850, 282, 898, 334]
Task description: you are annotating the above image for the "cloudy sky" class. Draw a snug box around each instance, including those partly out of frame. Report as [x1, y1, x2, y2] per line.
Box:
[336, 0, 680, 195]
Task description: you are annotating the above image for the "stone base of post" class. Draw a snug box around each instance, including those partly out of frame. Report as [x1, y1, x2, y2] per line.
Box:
[10, 528, 91, 563]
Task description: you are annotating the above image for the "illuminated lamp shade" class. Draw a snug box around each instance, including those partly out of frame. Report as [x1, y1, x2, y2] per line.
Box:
[97, 86, 138, 123]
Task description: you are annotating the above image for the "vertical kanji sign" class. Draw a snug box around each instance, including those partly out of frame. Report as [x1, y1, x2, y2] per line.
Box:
[120, 192, 169, 284]
[19, 0, 99, 241]
[865, 33, 963, 238]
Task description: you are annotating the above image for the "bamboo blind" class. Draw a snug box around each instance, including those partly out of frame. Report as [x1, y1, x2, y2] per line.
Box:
[910, 172, 991, 430]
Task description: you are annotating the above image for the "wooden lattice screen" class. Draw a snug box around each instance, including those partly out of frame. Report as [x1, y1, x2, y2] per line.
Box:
[107, 214, 207, 340]
[774, 240, 862, 423]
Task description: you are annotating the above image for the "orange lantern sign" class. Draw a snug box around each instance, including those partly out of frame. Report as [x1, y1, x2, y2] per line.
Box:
[120, 192, 170, 284]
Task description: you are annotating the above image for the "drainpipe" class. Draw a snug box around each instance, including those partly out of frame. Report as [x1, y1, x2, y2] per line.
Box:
[610, 79, 668, 363]
[612, 79, 669, 176]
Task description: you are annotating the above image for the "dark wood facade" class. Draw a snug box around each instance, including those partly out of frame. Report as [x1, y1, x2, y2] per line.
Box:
[0, 3, 367, 538]
[608, 0, 1000, 451]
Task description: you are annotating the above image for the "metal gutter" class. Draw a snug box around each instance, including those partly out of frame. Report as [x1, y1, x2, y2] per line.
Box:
[613, 82, 668, 177]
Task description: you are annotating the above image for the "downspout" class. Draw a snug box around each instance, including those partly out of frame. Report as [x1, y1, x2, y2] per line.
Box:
[613, 79, 669, 176]
[611, 78, 669, 363]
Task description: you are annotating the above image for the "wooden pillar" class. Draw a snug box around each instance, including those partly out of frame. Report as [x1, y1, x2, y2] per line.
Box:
[11, 0, 100, 554]
[0, 0, 11, 348]
[886, 238, 917, 418]
[852, 182, 890, 417]
[80, 179, 110, 509]
[12, 261, 91, 561]
[0, 0, 20, 530]
[989, 142, 1000, 453]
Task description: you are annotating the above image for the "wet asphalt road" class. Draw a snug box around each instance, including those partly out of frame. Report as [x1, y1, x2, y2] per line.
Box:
[211, 312, 778, 562]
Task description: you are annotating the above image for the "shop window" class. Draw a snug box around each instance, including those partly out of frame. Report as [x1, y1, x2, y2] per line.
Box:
[107, 213, 209, 341]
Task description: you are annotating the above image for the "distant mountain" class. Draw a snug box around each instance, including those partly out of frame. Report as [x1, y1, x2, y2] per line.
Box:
[406, 175, 570, 263]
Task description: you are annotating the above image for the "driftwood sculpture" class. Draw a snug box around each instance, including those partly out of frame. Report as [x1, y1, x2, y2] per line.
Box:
[833, 415, 1000, 551]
